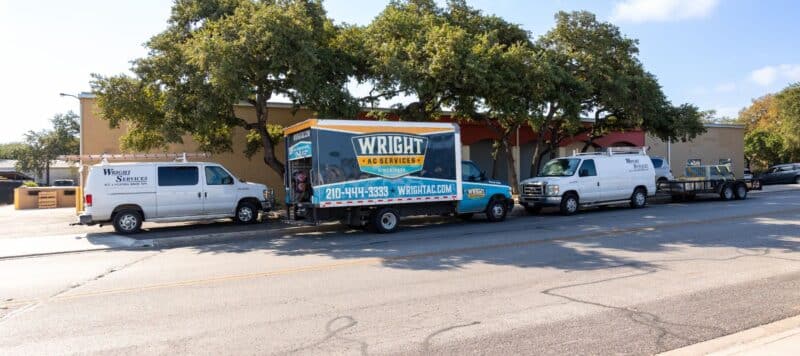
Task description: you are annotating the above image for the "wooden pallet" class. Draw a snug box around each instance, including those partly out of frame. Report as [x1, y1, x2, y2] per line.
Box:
[38, 191, 58, 209]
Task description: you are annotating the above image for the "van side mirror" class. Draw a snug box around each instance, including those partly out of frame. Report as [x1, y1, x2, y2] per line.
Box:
[480, 171, 486, 181]
[238, 177, 246, 183]
[222, 176, 233, 185]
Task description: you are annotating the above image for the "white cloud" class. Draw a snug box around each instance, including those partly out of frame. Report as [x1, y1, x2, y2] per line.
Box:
[714, 82, 736, 93]
[712, 106, 741, 119]
[750, 64, 800, 86]
[611, 0, 720, 23]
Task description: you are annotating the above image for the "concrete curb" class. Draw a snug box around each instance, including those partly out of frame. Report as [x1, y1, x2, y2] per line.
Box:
[659, 314, 800, 355]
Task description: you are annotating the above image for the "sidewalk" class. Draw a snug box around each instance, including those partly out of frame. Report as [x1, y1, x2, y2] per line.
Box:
[661, 314, 800, 355]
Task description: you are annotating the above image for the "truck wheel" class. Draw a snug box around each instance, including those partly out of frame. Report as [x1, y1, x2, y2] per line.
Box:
[235, 202, 258, 224]
[113, 210, 142, 234]
[525, 205, 542, 215]
[457, 213, 474, 220]
[372, 208, 400, 233]
[560, 194, 579, 215]
[734, 183, 748, 200]
[486, 199, 507, 222]
[630, 188, 647, 209]
[720, 184, 735, 201]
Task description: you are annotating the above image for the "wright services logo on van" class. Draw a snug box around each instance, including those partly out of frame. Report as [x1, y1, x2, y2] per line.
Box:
[351, 133, 428, 178]
[102, 168, 149, 187]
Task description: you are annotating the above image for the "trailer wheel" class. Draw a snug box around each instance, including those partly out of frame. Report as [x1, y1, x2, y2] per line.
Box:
[371, 207, 400, 233]
[720, 184, 735, 201]
[630, 188, 647, 209]
[560, 193, 579, 215]
[486, 199, 508, 222]
[734, 183, 748, 200]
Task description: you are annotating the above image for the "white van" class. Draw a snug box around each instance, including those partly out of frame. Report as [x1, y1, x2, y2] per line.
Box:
[519, 148, 656, 215]
[78, 161, 273, 233]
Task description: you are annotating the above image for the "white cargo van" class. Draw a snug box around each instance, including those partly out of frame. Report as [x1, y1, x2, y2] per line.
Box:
[519, 148, 656, 215]
[78, 160, 273, 233]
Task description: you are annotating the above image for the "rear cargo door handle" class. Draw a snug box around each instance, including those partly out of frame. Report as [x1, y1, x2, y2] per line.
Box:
[596, 182, 600, 186]
[198, 192, 201, 198]
[204, 192, 207, 198]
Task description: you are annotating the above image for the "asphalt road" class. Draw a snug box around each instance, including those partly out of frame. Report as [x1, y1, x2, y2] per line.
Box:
[1, 189, 799, 355]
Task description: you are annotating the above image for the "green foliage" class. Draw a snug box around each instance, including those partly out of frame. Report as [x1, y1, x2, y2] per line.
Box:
[0, 142, 27, 159]
[92, 0, 360, 177]
[22, 181, 38, 187]
[738, 83, 800, 170]
[14, 112, 80, 185]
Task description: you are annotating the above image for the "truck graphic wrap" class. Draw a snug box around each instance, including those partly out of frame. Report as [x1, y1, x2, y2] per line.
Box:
[351, 133, 428, 178]
[287, 122, 458, 206]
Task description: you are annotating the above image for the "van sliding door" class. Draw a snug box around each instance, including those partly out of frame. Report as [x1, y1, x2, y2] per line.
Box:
[156, 166, 201, 218]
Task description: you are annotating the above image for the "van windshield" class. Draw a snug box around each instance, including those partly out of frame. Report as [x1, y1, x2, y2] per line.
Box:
[539, 158, 580, 177]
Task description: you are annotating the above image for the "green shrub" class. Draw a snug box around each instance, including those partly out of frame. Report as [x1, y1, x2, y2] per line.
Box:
[22, 181, 38, 187]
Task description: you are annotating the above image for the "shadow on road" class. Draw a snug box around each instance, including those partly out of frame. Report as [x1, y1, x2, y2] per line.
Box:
[177, 190, 800, 273]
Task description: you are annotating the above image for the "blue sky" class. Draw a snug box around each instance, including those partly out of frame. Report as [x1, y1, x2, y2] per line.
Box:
[1, 0, 798, 143]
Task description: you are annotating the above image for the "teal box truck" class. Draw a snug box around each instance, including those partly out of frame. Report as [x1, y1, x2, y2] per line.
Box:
[283, 119, 513, 233]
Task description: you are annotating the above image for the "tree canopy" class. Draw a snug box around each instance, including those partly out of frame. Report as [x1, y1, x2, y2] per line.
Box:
[14, 112, 80, 184]
[91, 0, 709, 183]
[92, 0, 361, 177]
[739, 83, 800, 170]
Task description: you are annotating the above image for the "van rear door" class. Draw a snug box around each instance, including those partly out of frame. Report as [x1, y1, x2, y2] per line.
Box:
[156, 165, 202, 218]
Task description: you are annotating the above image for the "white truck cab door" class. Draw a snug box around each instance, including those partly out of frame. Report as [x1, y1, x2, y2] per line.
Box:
[577, 159, 601, 203]
[156, 165, 203, 218]
[202, 165, 239, 215]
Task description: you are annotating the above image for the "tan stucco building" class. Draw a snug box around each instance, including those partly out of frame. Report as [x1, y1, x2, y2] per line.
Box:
[76, 93, 745, 201]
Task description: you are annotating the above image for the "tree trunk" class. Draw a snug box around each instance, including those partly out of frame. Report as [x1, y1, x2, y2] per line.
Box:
[45, 160, 50, 186]
[502, 136, 519, 193]
[254, 93, 285, 178]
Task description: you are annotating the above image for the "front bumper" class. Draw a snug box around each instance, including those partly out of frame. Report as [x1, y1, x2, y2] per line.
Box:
[519, 195, 562, 207]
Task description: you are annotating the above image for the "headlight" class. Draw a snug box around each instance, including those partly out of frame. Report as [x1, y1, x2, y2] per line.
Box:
[546, 184, 560, 196]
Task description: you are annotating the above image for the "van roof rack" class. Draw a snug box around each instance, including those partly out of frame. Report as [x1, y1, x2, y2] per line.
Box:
[572, 146, 649, 156]
[58, 152, 211, 163]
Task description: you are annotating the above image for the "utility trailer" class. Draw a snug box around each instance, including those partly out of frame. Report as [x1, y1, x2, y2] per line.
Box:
[282, 119, 514, 233]
[658, 164, 755, 202]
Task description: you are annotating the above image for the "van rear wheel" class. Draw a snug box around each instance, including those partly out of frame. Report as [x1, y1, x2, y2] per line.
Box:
[630, 188, 647, 209]
[235, 202, 258, 224]
[113, 210, 142, 234]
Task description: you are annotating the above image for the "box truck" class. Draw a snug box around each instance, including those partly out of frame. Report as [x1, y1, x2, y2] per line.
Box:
[283, 119, 513, 233]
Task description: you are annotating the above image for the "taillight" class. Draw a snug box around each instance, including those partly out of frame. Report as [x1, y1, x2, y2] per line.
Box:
[85, 194, 93, 207]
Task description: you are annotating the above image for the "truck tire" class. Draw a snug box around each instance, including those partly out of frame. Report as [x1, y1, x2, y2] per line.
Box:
[372, 207, 400, 233]
[486, 199, 508, 222]
[720, 184, 735, 201]
[560, 193, 579, 215]
[113, 210, 142, 234]
[525, 205, 542, 214]
[630, 188, 647, 209]
[734, 183, 748, 200]
[235, 202, 258, 224]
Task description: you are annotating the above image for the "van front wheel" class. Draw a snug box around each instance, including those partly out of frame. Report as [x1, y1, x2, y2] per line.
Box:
[113, 210, 142, 234]
[235, 202, 258, 224]
[560, 194, 579, 215]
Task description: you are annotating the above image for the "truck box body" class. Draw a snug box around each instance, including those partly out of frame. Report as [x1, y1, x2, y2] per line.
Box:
[285, 120, 462, 207]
